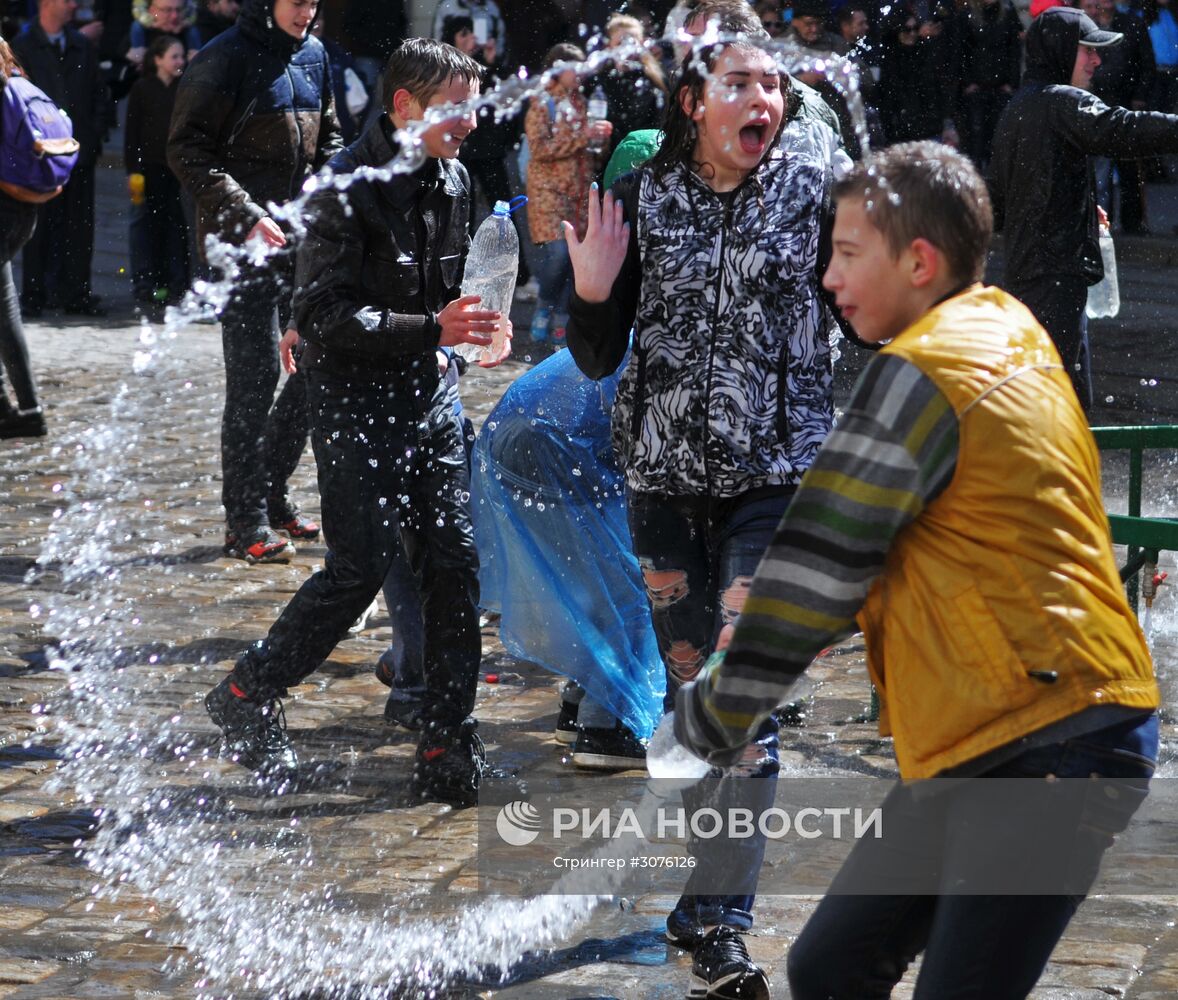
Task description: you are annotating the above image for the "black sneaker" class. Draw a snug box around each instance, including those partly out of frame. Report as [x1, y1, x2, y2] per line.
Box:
[205, 676, 298, 776]
[224, 526, 295, 564]
[688, 927, 770, 1000]
[0, 407, 46, 439]
[572, 721, 647, 772]
[554, 700, 579, 744]
[412, 718, 525, 808]
[666, 909, 706, 950]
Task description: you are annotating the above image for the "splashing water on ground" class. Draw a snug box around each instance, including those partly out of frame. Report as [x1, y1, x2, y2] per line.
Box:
[27, 33, 873, 998]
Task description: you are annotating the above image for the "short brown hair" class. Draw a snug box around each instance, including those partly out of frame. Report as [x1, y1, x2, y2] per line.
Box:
[832, 141, 993, 285]
[381, 37, 482, 111]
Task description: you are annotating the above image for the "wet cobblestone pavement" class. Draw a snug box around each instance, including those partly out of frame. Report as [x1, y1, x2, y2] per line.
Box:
[0, 315, 1176, 999]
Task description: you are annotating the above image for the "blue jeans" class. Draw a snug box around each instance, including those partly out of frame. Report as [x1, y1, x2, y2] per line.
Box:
[0, 195, 39, 411]
[788, 713, 1158, 999]
[532, 239, 572, 321]
[628, 487, 793, 933]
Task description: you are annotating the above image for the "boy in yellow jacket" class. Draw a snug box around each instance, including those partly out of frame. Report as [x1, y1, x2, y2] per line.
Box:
[673, 141, 1160, 999]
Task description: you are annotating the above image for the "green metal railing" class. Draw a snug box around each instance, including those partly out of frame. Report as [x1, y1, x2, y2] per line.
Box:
[1091, 425, 1178, 611]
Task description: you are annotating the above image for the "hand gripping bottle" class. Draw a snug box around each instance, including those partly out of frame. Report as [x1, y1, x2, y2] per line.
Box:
[1085, 223, 1120, 319]
[455, 199, 521, 364]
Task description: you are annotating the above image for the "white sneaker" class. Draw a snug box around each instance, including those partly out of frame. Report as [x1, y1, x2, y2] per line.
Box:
[514, 278, 539, 302]
[348, 599, 380, 634]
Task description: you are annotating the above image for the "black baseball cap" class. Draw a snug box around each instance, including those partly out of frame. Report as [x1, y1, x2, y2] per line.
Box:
[1043, 7, 1122, 47]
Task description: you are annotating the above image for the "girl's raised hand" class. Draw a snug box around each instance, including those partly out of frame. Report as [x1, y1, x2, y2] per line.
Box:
[563, 183, 629, 304]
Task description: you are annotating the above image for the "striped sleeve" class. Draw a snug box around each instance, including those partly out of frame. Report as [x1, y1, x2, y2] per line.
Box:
[675, 355, 960, 763]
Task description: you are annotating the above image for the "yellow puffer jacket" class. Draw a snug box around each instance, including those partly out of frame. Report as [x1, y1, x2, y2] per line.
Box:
[859, 285, 1158, 778]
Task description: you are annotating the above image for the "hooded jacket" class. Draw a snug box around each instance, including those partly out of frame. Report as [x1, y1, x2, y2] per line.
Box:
[167, 0, 341, 258]
[989, 10, 1178, 287]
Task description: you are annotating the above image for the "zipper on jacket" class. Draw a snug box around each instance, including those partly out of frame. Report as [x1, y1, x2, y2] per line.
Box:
[776, 346, 790, 444]
[702, 198, 734, 499]
[285, 66, 304, 198]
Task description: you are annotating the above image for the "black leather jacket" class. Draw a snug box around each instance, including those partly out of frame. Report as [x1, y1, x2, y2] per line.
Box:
[294, 117, 471, 382]
[989, 11, 1178, 286]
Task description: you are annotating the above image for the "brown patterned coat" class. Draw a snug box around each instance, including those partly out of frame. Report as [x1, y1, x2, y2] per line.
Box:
[524, 84, 601, 245]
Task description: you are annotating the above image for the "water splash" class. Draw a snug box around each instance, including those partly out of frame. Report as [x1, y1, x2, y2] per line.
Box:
[26, 28, 874, 998]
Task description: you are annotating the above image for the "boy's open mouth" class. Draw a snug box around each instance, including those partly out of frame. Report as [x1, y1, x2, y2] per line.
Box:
[739, 122, 768, 155]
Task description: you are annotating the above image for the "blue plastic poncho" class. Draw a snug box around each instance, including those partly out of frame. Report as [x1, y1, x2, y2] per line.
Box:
[472, 350, 664, 738]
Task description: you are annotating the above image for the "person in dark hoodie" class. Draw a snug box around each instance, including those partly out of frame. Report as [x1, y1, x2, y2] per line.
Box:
[989, 6, 1178, 410]
[203, 38, 516, 808]
[168, 0, 341, 563]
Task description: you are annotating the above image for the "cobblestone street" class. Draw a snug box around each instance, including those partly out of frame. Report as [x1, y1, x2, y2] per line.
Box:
[2, 159, 1178, 998]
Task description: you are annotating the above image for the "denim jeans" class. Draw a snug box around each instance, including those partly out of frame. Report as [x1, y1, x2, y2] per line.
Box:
[218, 259, 309, 532]
[234, 369, 481, 729]
[628, 487, 794, 932]
[787, 713, 1158, 999]
[0, 195, 39, 411]
[532, 238, 572, 321]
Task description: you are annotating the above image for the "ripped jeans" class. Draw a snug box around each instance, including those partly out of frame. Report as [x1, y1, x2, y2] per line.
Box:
[627, 486, 794, 934]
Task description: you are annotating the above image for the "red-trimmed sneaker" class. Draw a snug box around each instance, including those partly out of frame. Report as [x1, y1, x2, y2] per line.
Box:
[224, 526, 295, 564]
[269, 505, 320, 541]
[205, 676, 298, 776]
[412, 718, 526, 807]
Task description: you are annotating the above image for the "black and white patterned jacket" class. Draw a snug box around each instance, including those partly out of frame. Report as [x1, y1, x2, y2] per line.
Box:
[567, 114, 848, 498]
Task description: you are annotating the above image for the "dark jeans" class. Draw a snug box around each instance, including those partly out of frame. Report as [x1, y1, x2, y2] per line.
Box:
[143, 166, 189, 299]
[377, 411, 473, 699]
[234, 370, 481, 729]
[1008, 274, 1091, 411]
[218, 260, 309, 532]
[0, 195, 39, 411]
[788, 713, 1158, 999]
[628, 488, 792, 932]
[21, 159, 96, 309]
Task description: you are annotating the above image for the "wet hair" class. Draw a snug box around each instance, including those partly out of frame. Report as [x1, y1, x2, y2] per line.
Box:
[147, 33, 184, 73]
[647, 37, 796, 182]
[542, 42, 586, 72]
[832, 141, 993, 285]
[381, 37, 482, 111]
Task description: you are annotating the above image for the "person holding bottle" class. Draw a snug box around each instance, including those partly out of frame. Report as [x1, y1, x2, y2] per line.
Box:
[524, 43, 611, 347]
[124, 35, 189, 310]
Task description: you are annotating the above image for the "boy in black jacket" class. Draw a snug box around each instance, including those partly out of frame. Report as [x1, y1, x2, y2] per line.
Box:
[204, 38, 514, 808]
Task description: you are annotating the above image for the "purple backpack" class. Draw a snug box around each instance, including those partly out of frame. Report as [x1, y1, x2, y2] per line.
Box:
[0, 75, 79, 202]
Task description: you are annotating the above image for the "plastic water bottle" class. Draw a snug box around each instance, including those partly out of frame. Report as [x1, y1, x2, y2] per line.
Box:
[587, 84, 608, 155]
[456, 201, 519, 363]
[1086, 225, 1120, 319]
[646, 712, 710, 785]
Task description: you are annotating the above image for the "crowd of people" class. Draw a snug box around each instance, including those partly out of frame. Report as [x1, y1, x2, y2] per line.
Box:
[1, 0, 1177, 997]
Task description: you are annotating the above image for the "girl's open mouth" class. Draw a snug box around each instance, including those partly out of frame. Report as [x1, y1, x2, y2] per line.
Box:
[739, 123, 768, 155]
